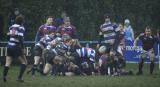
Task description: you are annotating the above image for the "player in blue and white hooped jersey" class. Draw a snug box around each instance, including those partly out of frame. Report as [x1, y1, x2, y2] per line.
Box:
[35, 16, 57, 43]
[97, 13, 118, 53]
[97, 13, 119, 75]
[75, 47, 96, 75]
[29, 32, 56, 77]
[42, 35, 72, 75]
[3, 15, 27, 82]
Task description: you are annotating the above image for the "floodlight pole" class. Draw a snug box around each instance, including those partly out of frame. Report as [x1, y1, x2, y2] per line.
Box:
[158, 43, 160, 69]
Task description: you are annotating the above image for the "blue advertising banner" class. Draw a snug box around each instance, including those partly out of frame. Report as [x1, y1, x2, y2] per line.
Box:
[124, 40, 159, 63]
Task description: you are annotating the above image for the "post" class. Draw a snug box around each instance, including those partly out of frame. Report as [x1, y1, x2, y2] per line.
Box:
[158, 44, 160, 69]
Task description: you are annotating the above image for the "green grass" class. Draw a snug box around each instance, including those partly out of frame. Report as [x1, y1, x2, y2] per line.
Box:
[0, 64, 160, 87]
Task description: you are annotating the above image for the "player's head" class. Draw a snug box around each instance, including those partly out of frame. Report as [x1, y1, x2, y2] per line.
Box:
[118, 23, 124, 31]
[15, 15, 25, 25]
[61, 11, 67, 18]
[14, 8, 20, 16]
[104, 13, 110, 23]
[62, 34, 72, 46]
[124, 19, 130, 27]
[64, 17, 71, 26]
[46, 16, 54, 25]
[145, 26, 152, 36]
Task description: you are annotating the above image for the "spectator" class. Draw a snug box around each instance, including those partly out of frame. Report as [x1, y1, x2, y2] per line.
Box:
[8, 8, 21, 27]
[124, 19, 134, 41]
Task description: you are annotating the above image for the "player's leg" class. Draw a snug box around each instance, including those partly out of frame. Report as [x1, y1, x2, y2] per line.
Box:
[43, 49, 56, 75]
[31, 56, 41, 75]
[3, 56, 12, 82]
[113, 55, 119, 75]
[17, 55, 27, 82]
[31, 46, 42, 76]
[43, 63, 52, 75]
[137, 50, 146, 75]
[2, 47, 15, 82]
[109, 52, 114, 75]
[118, 54, 126, 73]
[149, 49, 155, 74]
[38, 60, 44, 74]
[55, 56, 66, 76]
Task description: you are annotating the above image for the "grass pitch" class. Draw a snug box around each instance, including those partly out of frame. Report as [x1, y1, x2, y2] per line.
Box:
[0, 64, 160, 87]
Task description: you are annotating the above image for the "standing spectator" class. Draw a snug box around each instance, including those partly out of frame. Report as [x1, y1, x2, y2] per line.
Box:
[8, 8, 21, 27]
[2, 15, 27, 82]
[134, 26, 158, 75]
[124, 19, 134, 41]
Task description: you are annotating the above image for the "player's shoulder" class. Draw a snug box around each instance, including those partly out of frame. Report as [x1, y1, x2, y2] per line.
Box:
[39, 24, 45, 29]
[70, 25, 76, 29]
[139, 33, 145, 37]
[100, 23, 107, 29]
[57, 24, 64, 29]
[10, 24, 25, 31]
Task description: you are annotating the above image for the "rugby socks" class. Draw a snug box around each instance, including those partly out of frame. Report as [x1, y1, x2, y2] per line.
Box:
[3, 66, 9, 82]
[39, 63, 44, 74]
[18, 64, 26, 80]
[150, 61, 154, 74]
[51, 65, 57, 76]
[114, 60, 119, 73]
[138, 59, 144, 74]
[60, 64, 66, 76]
[31, 65, 37, 75]
[74, 67, 82, 75]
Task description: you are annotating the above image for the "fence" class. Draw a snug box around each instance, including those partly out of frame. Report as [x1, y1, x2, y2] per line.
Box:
[0, 41, 160, 67]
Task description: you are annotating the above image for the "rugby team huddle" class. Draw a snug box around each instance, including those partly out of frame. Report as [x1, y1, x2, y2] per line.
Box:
[2, 13, 159, 82]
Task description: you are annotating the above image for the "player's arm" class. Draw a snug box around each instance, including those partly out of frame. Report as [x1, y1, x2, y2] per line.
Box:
[6, 32, 10, 41]
[72, 26, 77, 39]
[97, 30, 103, 49]
[35, 26, 43, 43]
[133, 33, 143, 48]
[35, 31, 41, 43]
[131, 27, 135, 40]
[133, 37, 138, 49]
[156, 31, 159, 44]
[18, 28, 25, 48]
[55, 26, 62, 37]
[98, 31, 103, 44]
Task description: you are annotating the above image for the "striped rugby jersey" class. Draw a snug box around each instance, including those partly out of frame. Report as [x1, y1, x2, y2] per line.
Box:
[57, 25, 76, 38]
[35, 34, 55, 49]
[51, 42, 70, 56]
[35, 24, 57, 43]
[76, 47, 95, 62]
[100, 22, 117, 44]
[7, 24, 25, 48]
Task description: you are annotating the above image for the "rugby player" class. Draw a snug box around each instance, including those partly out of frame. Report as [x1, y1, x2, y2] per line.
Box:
[134, 26, 159, 75]
[3, 15, 27, 82]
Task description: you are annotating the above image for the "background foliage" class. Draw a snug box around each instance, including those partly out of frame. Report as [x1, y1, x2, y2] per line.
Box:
[0, 0, 160, 40]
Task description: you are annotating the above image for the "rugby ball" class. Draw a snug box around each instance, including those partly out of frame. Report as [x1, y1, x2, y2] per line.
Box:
[98, 45, 106, 54]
